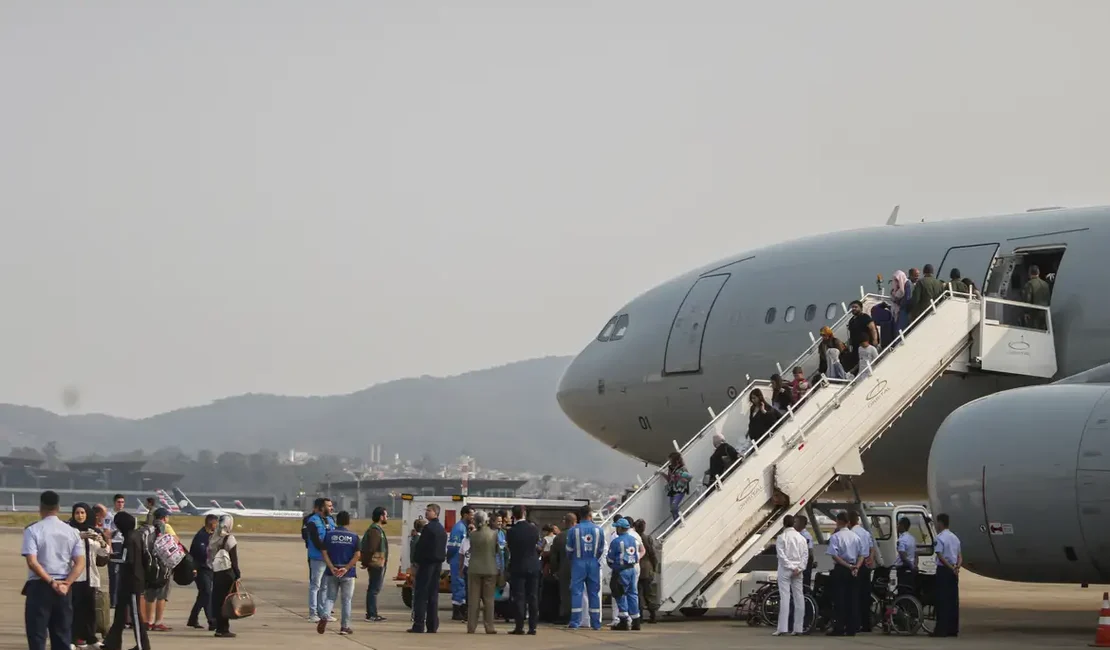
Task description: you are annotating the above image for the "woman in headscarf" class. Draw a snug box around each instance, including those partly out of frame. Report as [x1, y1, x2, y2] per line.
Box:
[818, 327, 850, 379]
[706, 432, 741, 485]
[890, 269, 912, 332]
[208, 513, 241, 638]
[69, 502, 108, 647]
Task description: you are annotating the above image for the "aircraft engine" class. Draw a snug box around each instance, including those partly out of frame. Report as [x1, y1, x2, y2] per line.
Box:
[927, 382, 1110, 584]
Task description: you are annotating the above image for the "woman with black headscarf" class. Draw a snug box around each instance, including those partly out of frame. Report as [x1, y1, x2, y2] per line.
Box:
[69, 502, 108, 647]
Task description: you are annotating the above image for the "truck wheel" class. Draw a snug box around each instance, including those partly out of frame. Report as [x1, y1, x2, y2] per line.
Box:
[680, 607, 707, 617]
[402, 586, 413, 609]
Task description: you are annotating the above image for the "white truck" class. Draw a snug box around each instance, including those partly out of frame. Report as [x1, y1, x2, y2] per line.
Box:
[394, 494, 589, 608]
[723, 502, 938, 614]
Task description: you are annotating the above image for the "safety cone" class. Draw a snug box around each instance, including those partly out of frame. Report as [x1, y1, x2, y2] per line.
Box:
[1090, 592, 1110, 647]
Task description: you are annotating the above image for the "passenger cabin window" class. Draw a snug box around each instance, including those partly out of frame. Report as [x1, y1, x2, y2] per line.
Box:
[597, 316, 618, 342]
[870, 515, 893, 541]
[901, 511, 935, 551]
[784, 306, 796, 323]
[825, 303, 838, 320]
[804, 304, 817, 322]
[610, 314, 630, 341]
[764, 308, 777, 324]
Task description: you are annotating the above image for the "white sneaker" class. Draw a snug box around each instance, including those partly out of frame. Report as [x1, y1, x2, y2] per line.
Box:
[771, 631, 784, 636]
[327, 616, 337, 622]
[309, 615, 320, 622]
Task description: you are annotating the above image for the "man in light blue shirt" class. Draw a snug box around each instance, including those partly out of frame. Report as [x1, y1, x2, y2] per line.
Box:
[825, 512, 863, 637]
[848, 511, 880, 633]
[22, 490, 85, 650]
[932, 513, 962, 637]
[794, 514, 815, 588]
[893, 517, 918, 591]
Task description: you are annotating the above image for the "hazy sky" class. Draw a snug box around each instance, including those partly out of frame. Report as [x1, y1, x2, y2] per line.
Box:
[2, 1, 1109, 417]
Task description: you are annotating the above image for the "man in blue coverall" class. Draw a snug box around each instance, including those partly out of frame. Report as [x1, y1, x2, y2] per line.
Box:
[607, 518, 641, 631]
[446, 506, 474, 621]
[566, 507, 603, 630]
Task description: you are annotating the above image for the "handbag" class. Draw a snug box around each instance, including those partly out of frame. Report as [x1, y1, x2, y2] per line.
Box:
[222, 580, 256, 619]
[95, 588, 111, 635]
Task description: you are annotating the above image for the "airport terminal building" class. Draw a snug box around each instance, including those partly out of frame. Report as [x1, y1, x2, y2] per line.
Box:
[0, 456, 277, 510]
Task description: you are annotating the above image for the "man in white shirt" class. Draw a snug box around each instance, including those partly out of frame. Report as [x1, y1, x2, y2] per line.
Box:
[106, 493, 127, 608]
[848, 511, 880, 633]
[773, 515, 808, 636]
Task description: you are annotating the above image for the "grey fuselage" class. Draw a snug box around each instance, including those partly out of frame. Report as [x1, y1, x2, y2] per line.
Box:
[557, 206, 1110, 500]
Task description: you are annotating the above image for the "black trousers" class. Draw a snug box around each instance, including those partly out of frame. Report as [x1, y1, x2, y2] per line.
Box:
[895, 567, 916, 594]
[71, 581, 98, 644]
[212, 570, 235, 634]
[510, 571, 539, 632]
[830, 565, 858, 635]
[25, 580, 73, 650]
[103, 579, 150, 650]
[410, 562, 442, 633]
[189, 568, 214, 627]
[933, 565, 960, 636]
[857, 566, 873, 631]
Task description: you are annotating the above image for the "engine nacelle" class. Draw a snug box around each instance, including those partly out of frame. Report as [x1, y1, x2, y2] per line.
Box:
[928, 382, 1110, 583]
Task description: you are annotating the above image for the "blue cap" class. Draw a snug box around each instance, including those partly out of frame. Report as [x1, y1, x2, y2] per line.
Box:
[614, 518, 630, 529]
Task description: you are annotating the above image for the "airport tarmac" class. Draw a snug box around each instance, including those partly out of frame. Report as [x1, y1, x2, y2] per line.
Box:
[0, 531, 1101, 649]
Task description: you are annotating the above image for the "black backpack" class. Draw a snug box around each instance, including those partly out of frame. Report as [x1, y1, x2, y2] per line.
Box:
[301, 514, 313, 547]
[173, 553, 196, 586]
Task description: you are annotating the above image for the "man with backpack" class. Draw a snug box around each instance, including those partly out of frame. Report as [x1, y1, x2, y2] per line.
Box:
[360, 507, 389, 622]
[302, 498, 336, 623]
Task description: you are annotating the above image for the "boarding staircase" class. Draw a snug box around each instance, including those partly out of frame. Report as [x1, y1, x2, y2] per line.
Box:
[602, 290, 1057, 613]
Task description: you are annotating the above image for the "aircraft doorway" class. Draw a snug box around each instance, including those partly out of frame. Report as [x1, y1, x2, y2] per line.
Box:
[663, 274, 729, 374]
[985, 246, 1066, 303]
[938, 243, 999, 292]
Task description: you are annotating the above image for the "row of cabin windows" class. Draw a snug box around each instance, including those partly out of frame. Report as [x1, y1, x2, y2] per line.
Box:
[597, 314, 630, 342]
[765, 303, 840, 325]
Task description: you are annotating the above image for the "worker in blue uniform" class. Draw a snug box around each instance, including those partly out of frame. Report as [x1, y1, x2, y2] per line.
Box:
[566, 507, 603, 630]
[446, 506, 474, 621]
[606, 518, 641, 631]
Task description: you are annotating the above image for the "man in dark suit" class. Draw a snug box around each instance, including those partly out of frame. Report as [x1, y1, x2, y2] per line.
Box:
[547, 513, 576, 624]
[409, 503, 448, 634]
[505, 505, 541, 635]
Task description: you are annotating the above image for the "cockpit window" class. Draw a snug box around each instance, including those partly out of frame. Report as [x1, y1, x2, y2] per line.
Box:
[610, 314, 630, 341]
[597, 316, 618, 342]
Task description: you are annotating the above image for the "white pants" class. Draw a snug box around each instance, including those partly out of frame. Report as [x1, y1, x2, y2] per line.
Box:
[777, 570, 804, 634]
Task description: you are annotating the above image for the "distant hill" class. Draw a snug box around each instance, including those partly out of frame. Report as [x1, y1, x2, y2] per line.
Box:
[0, 356, 644, 480]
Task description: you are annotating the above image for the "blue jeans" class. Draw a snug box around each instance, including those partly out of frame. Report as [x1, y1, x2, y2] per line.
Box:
[365, 568, 384, 618]
[189, 567, 214, 626]
[308, 559, 331, 619]
[324, 576, 355, 630]
[669, 493, 685, 520]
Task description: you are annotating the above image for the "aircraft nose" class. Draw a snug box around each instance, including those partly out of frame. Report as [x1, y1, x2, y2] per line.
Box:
[556, 353, 598, 434]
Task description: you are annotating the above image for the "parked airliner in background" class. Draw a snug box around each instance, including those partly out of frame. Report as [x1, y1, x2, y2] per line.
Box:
[169, 488, 304, 519]
[557, 204, 1110, 584]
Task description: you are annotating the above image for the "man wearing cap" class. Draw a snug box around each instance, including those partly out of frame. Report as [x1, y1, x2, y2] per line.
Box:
[606, 519, 641, 631]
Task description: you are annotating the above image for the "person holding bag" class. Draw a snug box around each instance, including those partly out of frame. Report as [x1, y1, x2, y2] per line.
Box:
[69, 502, 109, 648]
[207, 514, 242, 638]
